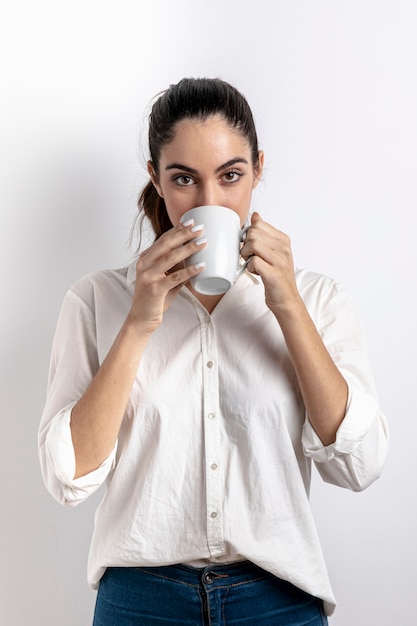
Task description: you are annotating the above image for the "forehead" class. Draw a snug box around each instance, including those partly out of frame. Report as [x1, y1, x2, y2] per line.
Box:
[159, 116, 251, 165]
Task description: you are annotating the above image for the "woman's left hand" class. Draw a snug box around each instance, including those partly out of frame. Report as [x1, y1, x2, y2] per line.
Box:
[241, 212, 301, 313]
[241, 212, 348, 447]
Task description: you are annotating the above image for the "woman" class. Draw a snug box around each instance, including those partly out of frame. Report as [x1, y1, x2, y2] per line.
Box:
[39, 77, 388, 625]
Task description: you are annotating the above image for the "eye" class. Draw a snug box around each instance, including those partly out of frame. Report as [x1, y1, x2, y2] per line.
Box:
[173, 174, 195, 186]
[222, 170, 244, 183]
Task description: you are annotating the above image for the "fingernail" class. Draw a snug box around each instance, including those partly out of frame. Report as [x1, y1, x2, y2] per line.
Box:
[194, 261, 206, 270]
[195, 236, 207, 246]
[191, 223, 204, 233]
[182, 218, 194, 227]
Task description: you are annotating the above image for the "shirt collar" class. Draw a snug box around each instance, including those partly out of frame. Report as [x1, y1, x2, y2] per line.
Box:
[127, 259, 137, 286]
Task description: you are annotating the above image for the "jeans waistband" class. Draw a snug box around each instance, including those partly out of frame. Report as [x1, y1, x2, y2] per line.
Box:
[134, 561, 275, 589]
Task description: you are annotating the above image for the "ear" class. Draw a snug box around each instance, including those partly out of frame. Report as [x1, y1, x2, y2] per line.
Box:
[253, 150, 265, 189]
[147, 161, 164, 197]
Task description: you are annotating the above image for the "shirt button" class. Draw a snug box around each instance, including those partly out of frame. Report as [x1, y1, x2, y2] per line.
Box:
[210, 511, 217, 519]
[210, 463, 218, 471]
[208, 412, 216, 420]
[205, 316, 210, 323]
[207, 361, 214, 368]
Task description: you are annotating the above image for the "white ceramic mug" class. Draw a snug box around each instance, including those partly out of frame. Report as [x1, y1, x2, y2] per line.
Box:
[180, 205, 249, 295]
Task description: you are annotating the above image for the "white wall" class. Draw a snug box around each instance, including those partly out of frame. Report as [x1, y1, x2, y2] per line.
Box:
[1, 1, 416, 624]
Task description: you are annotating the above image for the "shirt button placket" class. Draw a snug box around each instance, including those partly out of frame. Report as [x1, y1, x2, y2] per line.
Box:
[199, 305, 226, 560]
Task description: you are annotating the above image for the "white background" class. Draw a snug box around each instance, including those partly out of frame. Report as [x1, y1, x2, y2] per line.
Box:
[1, 1, 416, 624]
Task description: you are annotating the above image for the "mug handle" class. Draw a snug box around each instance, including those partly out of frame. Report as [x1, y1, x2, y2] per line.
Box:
[235, 225, 251, 280]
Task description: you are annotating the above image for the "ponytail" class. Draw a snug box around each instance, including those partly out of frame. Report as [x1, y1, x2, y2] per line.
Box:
[134, 181, 172, 249]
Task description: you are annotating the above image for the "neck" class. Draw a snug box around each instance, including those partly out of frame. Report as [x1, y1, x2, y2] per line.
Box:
[186, 284, 224, 313]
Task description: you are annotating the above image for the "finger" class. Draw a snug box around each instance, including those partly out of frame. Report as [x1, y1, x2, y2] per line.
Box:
[139, 221, 206, 274]
[141, 219, 204, 258]
[135, 253, 206, 308]
[242, 223, 291, 262]
[164, 234, 207, 276]
[245, 253, 265, 276]
[248, 215, 285, 242]
[165, 259, 206, 286]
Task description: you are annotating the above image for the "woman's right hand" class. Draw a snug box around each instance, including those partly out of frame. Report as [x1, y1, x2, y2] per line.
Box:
[127, 219, 206, 334]
[69, 219, 206, 477]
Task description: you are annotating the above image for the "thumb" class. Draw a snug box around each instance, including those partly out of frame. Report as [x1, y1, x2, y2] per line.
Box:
[251, 211, 262, 224]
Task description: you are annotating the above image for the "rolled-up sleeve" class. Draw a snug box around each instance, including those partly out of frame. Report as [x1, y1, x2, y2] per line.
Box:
[44, 405, 117, 506]
[38, 284, 116, 506]
[300, 277, 388, 491]
[302, 386, 388, 490]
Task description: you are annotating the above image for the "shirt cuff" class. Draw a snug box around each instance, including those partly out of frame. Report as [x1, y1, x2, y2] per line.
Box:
[45, 405, 117, 503]
[302, 385, 379, 463]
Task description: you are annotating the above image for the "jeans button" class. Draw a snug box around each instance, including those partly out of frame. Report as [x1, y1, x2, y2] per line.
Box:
[203, 572, 214, 584]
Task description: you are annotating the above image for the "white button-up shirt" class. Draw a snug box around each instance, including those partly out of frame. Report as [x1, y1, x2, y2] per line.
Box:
[38, 263, 388, 616]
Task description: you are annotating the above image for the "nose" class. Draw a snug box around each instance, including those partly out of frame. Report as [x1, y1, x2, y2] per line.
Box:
[197, 183, 222, 207]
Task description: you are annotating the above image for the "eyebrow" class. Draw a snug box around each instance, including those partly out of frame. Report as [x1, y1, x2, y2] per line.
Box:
[165, 158, 249, 174]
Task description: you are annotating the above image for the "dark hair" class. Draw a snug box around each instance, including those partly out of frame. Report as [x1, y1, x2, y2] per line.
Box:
[136, 77, 260, 243]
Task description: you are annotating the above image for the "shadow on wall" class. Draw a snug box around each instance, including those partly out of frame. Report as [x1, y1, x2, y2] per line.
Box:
[1, 136, 138, 624]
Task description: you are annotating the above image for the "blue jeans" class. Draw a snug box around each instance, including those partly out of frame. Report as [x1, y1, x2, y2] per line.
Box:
[92, 561, 328, 625]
